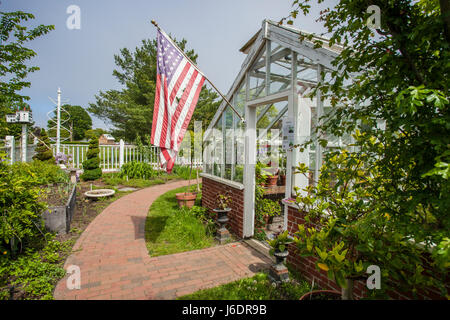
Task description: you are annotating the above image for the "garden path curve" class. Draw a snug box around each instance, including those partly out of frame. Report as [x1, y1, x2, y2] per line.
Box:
[53, 179, 271, 300]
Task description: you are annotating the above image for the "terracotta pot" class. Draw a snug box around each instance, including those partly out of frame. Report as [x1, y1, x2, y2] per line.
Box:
[266, 175, 279, 186]
[175, 192, 197, 208]
[279, 175, 286, 186]
[299, 290, 341, 300]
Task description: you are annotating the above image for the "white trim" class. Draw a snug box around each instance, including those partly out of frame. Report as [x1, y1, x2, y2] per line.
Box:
[246, 89, 290, 108]
[200, 173, 244, 190]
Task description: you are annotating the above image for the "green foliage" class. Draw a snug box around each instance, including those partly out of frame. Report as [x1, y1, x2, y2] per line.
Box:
[188, 205, 216, 237]
[293, 133, 448, 297]
[84, 128, 107, 141]
[0, 153, 48, 253]
[81, 137, 102, 181]
[11, 161, 68, 186]
[32, 129, 54, 163]
[118, 161, 159, 180]
[145, 186, 213, 257]
[88, 32, 219, 142]
[178, 272, 311, 300]
[268, 230, 294, 255]
[0, 10, 54, 138]
[253, 228, 267, 241]
[47, 105, 92, 141]
[234, 165, 244, 183]
[254, 162, 281, 228]
[287, 0, 450, 298]
[172, 165, 194, 180]
[0, 235, 73, 300]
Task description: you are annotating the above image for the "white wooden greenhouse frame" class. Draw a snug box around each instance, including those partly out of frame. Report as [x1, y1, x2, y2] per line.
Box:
[201, 20, 345, 238]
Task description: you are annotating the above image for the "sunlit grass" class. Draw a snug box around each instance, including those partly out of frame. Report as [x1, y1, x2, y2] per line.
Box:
[145, 185, 213, 257]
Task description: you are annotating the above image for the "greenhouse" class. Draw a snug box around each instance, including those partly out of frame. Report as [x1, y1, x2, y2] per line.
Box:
[201, 20, 348, 238]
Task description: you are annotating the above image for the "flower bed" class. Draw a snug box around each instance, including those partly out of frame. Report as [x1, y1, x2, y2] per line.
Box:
[40, 183, 77, 234]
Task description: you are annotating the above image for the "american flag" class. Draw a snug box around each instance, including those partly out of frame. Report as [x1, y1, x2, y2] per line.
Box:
[151, 29, 205, 173]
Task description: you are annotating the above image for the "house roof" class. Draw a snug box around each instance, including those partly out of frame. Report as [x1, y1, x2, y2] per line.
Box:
[102, 134, 115, 140]
[239, 20, 344, 55]
[204, 19, 345, 140]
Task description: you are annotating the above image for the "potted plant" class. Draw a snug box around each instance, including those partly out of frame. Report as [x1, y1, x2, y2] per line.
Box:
[267, 230, 294, 282]
[259, 198, 281, 229]
[175, 162, 197, 208]
[214, 191, 232, 244]
[262, 163, 279, 187]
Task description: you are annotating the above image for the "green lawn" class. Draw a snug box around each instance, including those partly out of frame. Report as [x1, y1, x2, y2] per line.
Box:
[145, 185, 214, 257]
[101, 172, 184, 189]
[177, 272, 312, 300]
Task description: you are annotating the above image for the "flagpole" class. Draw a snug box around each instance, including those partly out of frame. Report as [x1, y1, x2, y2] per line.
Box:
[151, 20, 246, 124]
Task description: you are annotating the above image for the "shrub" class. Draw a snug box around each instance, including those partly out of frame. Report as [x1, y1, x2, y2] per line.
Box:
[81, 137, 102, 181]
[11, 161, 68, 186]
[32, 129, 54, 163]
[0, 153, 47, 254]
[172, 165, 193, 180]
[118, 161, 158, 180]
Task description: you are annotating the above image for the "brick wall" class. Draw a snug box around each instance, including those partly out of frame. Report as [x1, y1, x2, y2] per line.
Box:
[202, 177, 244, 238]
[286, 205, 446, 300]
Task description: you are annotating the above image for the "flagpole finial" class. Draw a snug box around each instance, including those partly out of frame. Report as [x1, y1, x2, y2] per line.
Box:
[151, 20, 159, 28]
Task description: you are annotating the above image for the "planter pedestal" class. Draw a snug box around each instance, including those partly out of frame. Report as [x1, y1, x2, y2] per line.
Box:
[214, 208, 231, 244]
[269, 250, 289, 283]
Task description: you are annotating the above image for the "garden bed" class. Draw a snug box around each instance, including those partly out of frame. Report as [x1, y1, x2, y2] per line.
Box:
[40, 183, 77, 234]
[178, 271, 311, 300]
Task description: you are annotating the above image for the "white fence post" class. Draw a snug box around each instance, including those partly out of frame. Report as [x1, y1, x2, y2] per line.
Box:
[119, 139, 124, 169]
[5, 135, 15, 165]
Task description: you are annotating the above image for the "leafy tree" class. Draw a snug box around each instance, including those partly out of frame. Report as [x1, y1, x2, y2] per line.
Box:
[284, 0, 449, 298]
[88, 33, 220, 142]
[80, 137, 102, 181]
[32, 128, 54, 163]
[47, 105, 92, 141]
[0, 11, 54, 138]
[84, 128, 107, 141]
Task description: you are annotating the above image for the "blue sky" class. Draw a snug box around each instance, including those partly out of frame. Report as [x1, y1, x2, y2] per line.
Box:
[2, 0, 330, 130]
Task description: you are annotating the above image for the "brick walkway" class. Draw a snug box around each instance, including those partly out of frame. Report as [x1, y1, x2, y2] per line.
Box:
[53, 180, 271, 300]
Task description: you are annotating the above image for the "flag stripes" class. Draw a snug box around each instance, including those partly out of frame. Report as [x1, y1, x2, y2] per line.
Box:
[151, 29, 205, 173]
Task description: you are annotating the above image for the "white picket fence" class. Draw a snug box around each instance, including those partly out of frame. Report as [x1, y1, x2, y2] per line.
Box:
[52, 142, 160, 172]
[51, 141, 202, 172]
[2, 136, 202, 171]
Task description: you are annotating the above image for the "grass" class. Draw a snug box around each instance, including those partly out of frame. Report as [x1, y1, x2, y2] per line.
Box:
[177, 272, 312, 300]
[101, 171, 195, 189]
[145, 185, 214, 257]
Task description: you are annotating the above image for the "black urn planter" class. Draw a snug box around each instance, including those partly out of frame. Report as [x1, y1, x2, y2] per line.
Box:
[269, 249, 290, 283]
[273, 249, 289, 265]
[213, 207, 231, 244]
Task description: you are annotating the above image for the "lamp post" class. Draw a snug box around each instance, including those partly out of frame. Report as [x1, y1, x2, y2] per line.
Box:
[56, 87, 61, 154]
